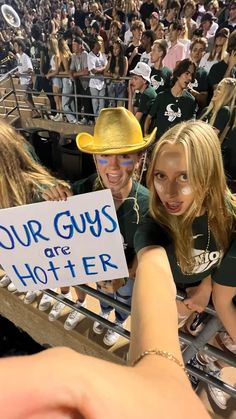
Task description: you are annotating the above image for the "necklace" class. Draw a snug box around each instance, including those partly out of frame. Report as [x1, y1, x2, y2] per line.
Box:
[177, 217, 211, 276]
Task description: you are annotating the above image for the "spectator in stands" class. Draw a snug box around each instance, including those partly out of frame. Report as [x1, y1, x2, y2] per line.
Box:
[126, 20, 145, 75]
[41, 108, 156, 342]
[150, 39, 172, 93]
[161, 0, 181, 28]
[179, 18, 192, 57]
[135, 119, 236, 338]
[163, 21, 186, 70]
[208, 29, 236, 92]
[128, 62, 157, 133]
[149, 11, 160, 34]
[140, 29, 156, 66]
[152, 21, 165, 39]
[46, 37, 63, 121]
[108, 20, 122, 48]
[200, 11, 219, 38]
[13, 38, 40, 119]
[200, 77, 236, 142]
[182, 0, 197, 40]
[104, 39, 128, 107]
[218, 0, 236, 33]
[31, 24, 56, 117]
[140, 0, 156, 26]
[69, 37, 93, 125]
[145, 59, 196, 141]
[199, 28, 229, 72]
[188, 37, 208, 110]
[124, 11, 140, 45]
[58, 37, 76, 123]
[87, 36, 107, 119]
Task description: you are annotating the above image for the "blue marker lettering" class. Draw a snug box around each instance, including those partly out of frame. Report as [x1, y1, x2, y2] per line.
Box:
[85, 210, 102, 237]
[12, 263, 37, 286]
[54, 210, 74, 239]
[99, 253, 118, 271]
[64, 260, 77, 278]
[101, 205, 117, 232]
[47, 261, 60, 281]
[10, 225, 31, 247]
[82, 256, 98, 275]
[71, 213, 86, 234]
[27, 220, 49, 243]
[0, 226, 15, 250]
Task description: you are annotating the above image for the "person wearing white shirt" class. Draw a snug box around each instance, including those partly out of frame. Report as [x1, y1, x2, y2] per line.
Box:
[87, 37, 107, 118]
[13, 38, 40, 118]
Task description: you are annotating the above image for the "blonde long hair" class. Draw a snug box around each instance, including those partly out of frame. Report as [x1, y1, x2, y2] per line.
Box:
[0, 121, 68, 208]
[147, 120, 236, 273]
[201, 77, 236, 142]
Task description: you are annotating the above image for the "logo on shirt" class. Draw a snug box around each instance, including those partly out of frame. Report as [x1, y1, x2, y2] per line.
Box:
[191, 248, 222, 274]
[164, 104, 182, 122]
[151, 75, 164, 90]
[188, 79, 198, 89]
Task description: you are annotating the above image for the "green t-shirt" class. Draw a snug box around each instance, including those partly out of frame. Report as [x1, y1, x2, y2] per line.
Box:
[201, 106, 231, 134]
[222, 127, 236, 180]
[189, 67, 208, 93]
[150, 89, 196, 140]
[73, 174, 149, 267]
[134, 213, 233, 287]
[134, 85, 157, 133]
[150, 66, 172, 94]
[208, 60, 236, 89]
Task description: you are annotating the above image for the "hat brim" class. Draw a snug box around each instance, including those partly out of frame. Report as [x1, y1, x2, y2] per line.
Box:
[76, 127, 157, 155]
[130, 69, 150, 83]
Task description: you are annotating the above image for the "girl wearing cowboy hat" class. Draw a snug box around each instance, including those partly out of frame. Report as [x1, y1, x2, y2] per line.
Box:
[42, 107, 156, 346]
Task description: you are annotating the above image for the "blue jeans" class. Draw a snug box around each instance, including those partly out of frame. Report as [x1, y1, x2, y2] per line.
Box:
[90, 86, 106, 117]
[97, 278, 134, 322]
[107, 81, 126, 107]
[62, 78, 76, 122]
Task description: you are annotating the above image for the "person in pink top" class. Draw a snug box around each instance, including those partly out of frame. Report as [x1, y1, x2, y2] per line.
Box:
[163, 21, 186, 70]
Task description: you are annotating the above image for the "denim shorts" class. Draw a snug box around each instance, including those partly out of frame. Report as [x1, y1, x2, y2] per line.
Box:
[52, 77, 62, 89]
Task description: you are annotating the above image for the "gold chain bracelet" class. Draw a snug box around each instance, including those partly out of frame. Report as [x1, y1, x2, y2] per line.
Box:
[131, 349, 187, 373]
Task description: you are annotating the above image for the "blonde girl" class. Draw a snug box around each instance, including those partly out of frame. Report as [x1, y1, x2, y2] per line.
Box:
[135, 120, 236, 342]
[58, 37, 76, 123]
[46, 37, 62, 121]
[200, 77, 236, 142]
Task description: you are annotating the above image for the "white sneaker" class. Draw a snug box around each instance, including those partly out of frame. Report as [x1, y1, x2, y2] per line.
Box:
[208, 383, 228, 410]
[64, 300, 86, 331]
[0, 275, 11, 288]
[7, 282, 17, 292]
[93, 311, 110, 335]
[48, 292, 72, 322]
[103, 320, 126, 346]
[38, 293, 54, 311]
[51, 113, 60, 121]
[77, 117, 87, 125]
[24, 291, 38, 304]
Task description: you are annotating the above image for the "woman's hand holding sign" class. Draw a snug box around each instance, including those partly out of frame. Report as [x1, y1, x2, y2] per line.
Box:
[42, 185, 73, 201]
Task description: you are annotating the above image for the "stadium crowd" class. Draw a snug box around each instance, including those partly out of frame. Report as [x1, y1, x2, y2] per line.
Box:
[0, 0, 236, 414]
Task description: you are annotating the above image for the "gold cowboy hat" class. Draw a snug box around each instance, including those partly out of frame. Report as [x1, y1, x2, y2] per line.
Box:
[76, 107, 156, 155]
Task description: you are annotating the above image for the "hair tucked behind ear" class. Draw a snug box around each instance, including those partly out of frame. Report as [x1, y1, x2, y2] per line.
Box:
[147, 120, 236, 274]
[0, 121, 68, 209]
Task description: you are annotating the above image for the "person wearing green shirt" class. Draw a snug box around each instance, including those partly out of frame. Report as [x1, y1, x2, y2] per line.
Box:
[128, 61, 157, 134]
[188, 37, 208, 111]
[200, 77, 236, 142]
[42, 107, 156, 346]
[150, 39, 172, 94]
[145, 58, 197, 141]
[134, 120, 236, 409]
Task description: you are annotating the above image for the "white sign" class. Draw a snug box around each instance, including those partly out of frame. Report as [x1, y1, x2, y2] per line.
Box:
[0, 190, 128, 291]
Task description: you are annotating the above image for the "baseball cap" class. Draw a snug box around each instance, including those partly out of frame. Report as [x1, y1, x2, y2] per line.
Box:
[130, 62, 151, 83]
